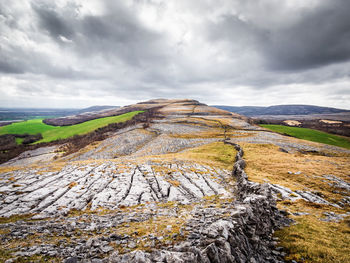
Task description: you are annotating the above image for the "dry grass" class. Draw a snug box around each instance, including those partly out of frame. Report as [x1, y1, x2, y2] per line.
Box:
[30, 161, 67, 174]
[68, 182, 77, 188]
[170, 130, 253, 140]
[204, 116, 242, 127]
[0, 214, 37, 224]
[110, 196, 235, 252]
[173, 117, 221, 128]
[275, 215, 350, 263]
[241, 142, 350, 262]
[58, 139, 104, 162]
[193, 105, 232, 116]
[277, 199, 347, 217]
[242, 143, 350, 203]
[0, 166, 22, 174]
[0, 225, 82, 262]
[166, 179, 181, 187]
[0, 252, 60, 263]
[169, 130, 223, 139]
[67, 201, 196, 253]
[113, 215, 187, 252]
[160, 142, 236, 169]
[133, 141, 236, 171]
[0, 215, 64, 262]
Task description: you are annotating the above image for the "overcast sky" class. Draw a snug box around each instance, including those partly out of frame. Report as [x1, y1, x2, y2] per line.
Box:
[1, 0, 350, 109]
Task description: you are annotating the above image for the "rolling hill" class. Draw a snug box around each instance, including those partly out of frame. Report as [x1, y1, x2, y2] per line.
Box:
[213, 104, 350, 116]
[0, 99, 349, 263]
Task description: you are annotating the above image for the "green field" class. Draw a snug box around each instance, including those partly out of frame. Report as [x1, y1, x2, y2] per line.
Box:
[260, 124, 350, 149]
[0, 111, 143, 144]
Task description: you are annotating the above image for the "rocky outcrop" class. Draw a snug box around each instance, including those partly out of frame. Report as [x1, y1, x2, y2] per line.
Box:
[107, 141, 292, 263]
[0, 161, 231, 218]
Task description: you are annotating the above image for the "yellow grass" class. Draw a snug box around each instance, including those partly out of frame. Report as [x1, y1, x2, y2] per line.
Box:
[173, 117, 221, 127]
[275, 215, 350, 263]
[0, 214, 37, 224]
[68, 182, 77, 188]
[167, 179, 181, 187]
[157, 142, 236, 169]
[0, 166, 22, 174]
[115, 215, 187, 251]
[241, 142, 350, 262]
[242, 143, 350, 201]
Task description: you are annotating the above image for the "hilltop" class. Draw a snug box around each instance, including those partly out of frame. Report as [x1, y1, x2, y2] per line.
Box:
[0, 99, 349, 263]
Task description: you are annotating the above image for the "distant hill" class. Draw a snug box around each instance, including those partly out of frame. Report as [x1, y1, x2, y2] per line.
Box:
[0, 106, 120, 122]
[0, 108, 78, 121]
[213, 105, 350, 116]
[76, 105, 120, 114]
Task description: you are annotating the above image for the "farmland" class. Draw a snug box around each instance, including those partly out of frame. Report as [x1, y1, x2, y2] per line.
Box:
[260, 124, 350, 149]
[0, 111, 143, 144]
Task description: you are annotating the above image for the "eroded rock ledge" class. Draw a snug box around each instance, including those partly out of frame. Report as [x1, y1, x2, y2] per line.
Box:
[108, 141, 292, 263]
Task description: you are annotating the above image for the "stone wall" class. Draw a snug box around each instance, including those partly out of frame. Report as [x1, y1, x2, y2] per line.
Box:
[107, 141, 292, 263]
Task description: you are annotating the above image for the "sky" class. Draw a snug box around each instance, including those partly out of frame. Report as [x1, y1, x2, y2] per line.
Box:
[1, 0, 350, 109]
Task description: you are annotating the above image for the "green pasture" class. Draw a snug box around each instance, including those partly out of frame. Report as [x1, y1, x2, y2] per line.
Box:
[260, 124, 350, 149]
[0, 111, 143, 144]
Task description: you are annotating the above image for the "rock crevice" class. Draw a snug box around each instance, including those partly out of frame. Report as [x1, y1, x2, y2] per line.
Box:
[109, 141, 292, 263]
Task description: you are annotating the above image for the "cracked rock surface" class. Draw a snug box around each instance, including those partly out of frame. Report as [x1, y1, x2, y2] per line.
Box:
[0, 161, 231, 218]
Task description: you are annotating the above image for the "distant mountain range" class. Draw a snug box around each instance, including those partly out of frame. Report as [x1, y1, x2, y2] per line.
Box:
[76, 105, 119, 114]
[213, 105, 350, 116]
[0, 105, 120, 122]
[2, 104, 349, 122]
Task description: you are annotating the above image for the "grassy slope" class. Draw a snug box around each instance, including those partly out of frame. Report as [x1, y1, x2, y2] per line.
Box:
[276, 216, 350, 263]
[260, 124, 350, 149]
[146, 141, 236, 170]
[242, 143, 350, 263]
[0, 111, 143, 144]
[181, 142, 236, 169]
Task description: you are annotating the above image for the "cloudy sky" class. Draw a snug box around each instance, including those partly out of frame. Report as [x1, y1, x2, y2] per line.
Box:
[1, 0, 350, 109]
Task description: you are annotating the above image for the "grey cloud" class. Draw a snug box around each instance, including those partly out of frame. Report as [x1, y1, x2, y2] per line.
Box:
[0, 43, 85, 78]
[0, 45, 29, 75]
[207, 15, 262, 46]
[206, 0, 350, 71]
[264, 0, 350, 70]
[0, 60, 25, 74]
[32, 3, 75, 40]
[79, 15, 164, 66]
[1, 0, 350, 109]
[334, 89, 350, 95]
[0, 2, 81, 77]
[32, 1, 168, 68]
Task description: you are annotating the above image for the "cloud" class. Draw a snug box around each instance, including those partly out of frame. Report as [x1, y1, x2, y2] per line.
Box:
[0, 60, 25, 74]
[205, 0, 350, 71]
[263, 0, 350, 70]
[32, 3, 75, 41]
[0, 0, 350, 109]
[32, 0, 168, 67]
